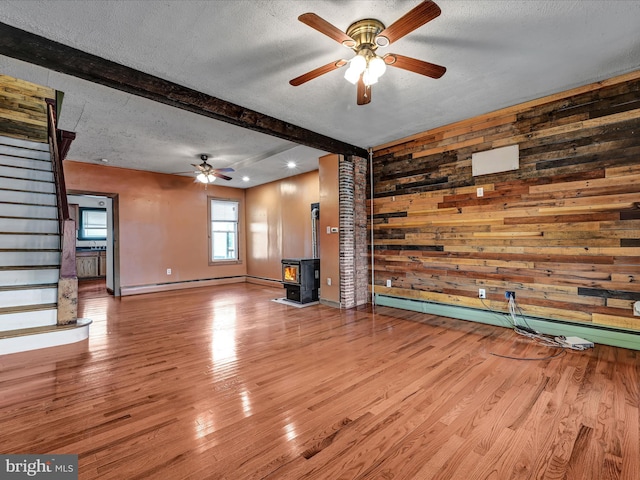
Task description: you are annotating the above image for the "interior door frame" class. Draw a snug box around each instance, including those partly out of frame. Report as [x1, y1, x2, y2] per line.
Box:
[67, 189, 121, 296]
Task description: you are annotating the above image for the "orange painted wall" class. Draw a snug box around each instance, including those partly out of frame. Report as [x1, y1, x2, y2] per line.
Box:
[318, 154, 340, 304]
[245, 170, 319, 281]
[64, 161, 246, 289]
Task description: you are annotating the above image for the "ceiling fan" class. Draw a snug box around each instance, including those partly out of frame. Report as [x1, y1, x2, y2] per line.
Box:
[191, 154, 234, 184]
[289, 0, 446, 105]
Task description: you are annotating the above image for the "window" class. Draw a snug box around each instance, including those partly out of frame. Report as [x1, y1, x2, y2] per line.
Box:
[78, 207, 107, 240]
[209, 198, 239, 262]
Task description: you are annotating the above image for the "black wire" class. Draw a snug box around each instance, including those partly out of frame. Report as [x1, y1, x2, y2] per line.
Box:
[490, 348, 566, 361]
[481, 295, 578, 360]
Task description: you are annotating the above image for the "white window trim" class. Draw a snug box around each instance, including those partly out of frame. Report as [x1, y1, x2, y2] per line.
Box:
[208, 196, 241, 265]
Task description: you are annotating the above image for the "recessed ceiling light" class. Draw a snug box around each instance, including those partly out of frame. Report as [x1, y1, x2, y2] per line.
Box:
[287, 161, 296, 169]
[242, 176, 250, 182]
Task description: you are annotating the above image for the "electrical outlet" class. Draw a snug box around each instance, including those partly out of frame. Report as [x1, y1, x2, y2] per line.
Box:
[327, 277, 332, 286]
[166, 268, 172, 275]
[478, 288, 486, 299]
[505, 291, 515, 299]
[386, 279, 392, 288]
[634, 301, 640, 316]
[477, 187, 484, 197]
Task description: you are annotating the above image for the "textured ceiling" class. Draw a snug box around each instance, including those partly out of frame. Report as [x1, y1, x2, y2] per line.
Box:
[1, 0, 639, 188]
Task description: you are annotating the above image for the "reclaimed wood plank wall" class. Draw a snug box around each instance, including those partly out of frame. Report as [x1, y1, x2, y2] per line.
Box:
[0, 74, 54, 142]
[370, 71, 640, 332]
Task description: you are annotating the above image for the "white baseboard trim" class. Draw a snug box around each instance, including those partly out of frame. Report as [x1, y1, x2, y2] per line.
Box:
[120, 276, 247, 296]
[246, 276, 283, 289]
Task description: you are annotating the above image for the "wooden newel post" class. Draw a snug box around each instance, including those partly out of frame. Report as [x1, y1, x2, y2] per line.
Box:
[57, 219, 78, 325]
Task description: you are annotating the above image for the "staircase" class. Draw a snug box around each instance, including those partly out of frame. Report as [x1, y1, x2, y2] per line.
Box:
[0, 134, 89, 354]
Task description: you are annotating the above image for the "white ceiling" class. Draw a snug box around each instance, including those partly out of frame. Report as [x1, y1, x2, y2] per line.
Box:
[1, 1, 639, 188]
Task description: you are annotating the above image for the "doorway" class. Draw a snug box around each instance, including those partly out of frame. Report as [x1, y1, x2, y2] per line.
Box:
[67, 191, 120, 296]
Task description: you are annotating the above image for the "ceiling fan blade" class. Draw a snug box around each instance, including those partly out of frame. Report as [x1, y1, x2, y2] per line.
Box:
[213, 172, 233, 181]
[357, 76, 371, 105]
[376, 1, 441, 46]
[213, 167, 234, 173]
[290, 59, 347, 86]
[298, 13, 356, 48]
[384, 53, 446, 78]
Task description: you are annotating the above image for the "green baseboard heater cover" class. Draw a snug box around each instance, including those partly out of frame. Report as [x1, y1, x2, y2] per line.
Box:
[375, 294, 640, 351]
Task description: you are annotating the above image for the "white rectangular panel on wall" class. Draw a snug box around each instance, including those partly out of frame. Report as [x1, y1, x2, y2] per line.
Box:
[472, 144, 519, 176]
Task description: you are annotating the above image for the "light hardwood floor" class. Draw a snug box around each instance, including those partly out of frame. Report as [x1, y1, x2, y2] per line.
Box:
[1, 282, 638, 479]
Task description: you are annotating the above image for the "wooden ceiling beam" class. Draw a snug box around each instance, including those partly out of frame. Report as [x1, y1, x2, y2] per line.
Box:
[0, 22, 369, 158]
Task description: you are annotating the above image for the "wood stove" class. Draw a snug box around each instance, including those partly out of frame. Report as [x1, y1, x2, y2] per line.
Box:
[281, 258, 320, 303]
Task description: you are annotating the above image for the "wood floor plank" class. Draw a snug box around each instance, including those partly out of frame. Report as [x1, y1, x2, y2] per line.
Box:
[0, 281, 638, 479]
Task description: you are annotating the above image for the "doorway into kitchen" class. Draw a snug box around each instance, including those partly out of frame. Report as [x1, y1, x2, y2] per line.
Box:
[67, 191, 120, 296]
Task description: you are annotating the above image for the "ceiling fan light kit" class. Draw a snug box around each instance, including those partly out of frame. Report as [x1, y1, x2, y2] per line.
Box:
[196, 173, 216, 184]
[343, 19, 387, 87]
[190, 154, 234, 184]
[290, 1, 446, 105]
[343, 47, 387, 87]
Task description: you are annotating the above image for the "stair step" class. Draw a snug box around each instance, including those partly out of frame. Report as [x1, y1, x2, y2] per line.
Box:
[0, 318, 91, 355]
[0, 164, 54, 182]
[0, 153, 53, 172]
[0, 286, 58, 308]
[0, 143, 50, 161]
[0, 248, 59, 252]
[0, 202, 58, 219]
[0, 267, 59, 286]
[0, 135, 49, 152]
[0, 305, 58, 333]
[0, 217, 59, 234]
[0, 189, 56, 206]
[0, 250, 60, 266]
[0, 233, 60, 249]
[0, 264, 59, 271]
[0, 283, 57, 292]
[0, 176, 56, 193]
[0, 303, 57, 315]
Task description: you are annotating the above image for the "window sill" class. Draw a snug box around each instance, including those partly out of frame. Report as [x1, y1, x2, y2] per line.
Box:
[209, 260, 242, 266]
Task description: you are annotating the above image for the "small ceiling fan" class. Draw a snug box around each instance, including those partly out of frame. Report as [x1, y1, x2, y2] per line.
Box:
[289, 0, 446, 105]
[189, 154, 234, 184]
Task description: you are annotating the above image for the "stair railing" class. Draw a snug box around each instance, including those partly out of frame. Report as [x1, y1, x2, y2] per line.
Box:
[46, 100, 69, 222]
[46, 99, 78, 324]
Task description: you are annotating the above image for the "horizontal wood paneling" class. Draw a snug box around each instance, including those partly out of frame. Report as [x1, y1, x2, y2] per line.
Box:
[371, 71, 640, 332]
[0, 74, 54, 142]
